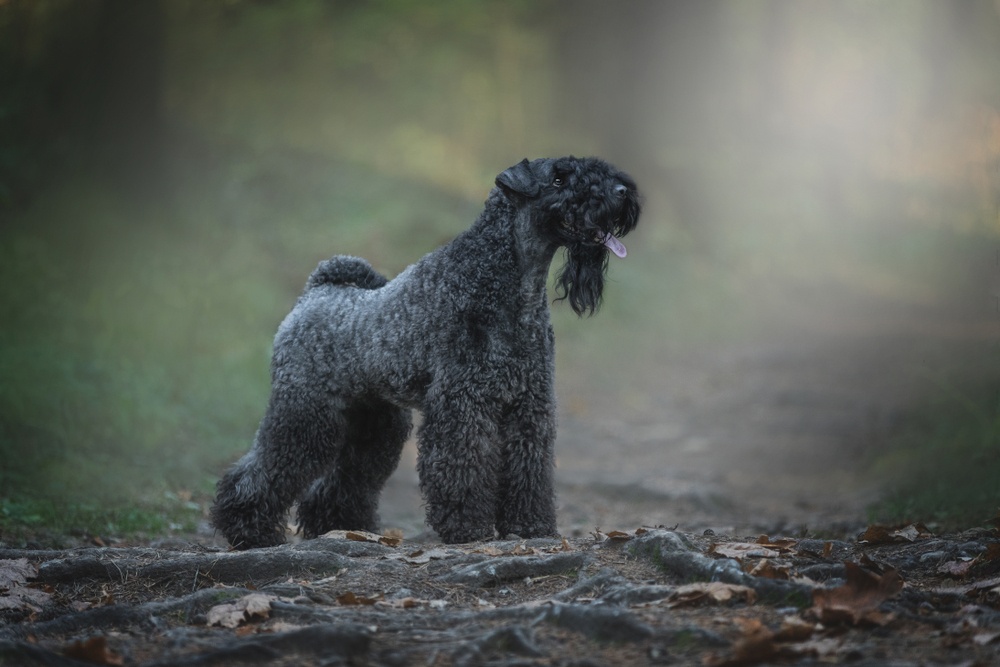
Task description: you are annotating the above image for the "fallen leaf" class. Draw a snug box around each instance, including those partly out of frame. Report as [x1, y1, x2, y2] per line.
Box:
[336, 591, 382, 605]
[730, 617, 780, 663]
[939, 558, 975, 578]
[810, 561, 903, 625]
[748, 558, 791, 580]
[392, 548, 459, 564]
[930, 575, 1000, 598]
[709, 542, 783, 562]
[704, 616, 824, 666]
[320, 529, 400, 546]
[63, 636, 124, 666]
[754, 535, 797, 552]
[773, 615, 816, 642]
[206, 593, 273, 628]
[668, 582, 757, 608]
[789, 637, 841, 658]
[376, 597, 424, 609]
[605, 530, 632, 542]
[704, 618, 778, 666]
[974, 631, 1000, 646]
[858, 523, 931, 545]
[346, 530, 383, 543]
[0, 559, 51, 612]
[0, 559, 35, 589]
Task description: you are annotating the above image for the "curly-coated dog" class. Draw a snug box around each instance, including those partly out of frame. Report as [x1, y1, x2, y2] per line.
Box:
[211, 156, 641, 547]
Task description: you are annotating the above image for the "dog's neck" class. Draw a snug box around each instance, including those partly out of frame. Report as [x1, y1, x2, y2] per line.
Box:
[464, 190, 558, 312]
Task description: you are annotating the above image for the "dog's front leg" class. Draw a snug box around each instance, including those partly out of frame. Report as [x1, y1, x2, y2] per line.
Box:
[417, 394, 501, 544]
[494, 389, 559, 539]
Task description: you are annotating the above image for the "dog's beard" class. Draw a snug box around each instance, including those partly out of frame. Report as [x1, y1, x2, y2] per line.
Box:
[555, 243, 610, 316]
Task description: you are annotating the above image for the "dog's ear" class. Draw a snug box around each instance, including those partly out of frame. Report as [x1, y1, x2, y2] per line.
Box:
[495, 158, 539, 198]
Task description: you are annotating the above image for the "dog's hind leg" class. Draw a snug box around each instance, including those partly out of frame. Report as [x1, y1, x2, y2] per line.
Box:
[296, 398, 412, 538]
[211, 393, 343, 549]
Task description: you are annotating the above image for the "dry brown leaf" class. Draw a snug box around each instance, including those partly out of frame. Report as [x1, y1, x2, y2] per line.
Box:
[773, 615, 816, 642]
[376, 597, 426, 609]
[939, 558, 975, 578]
[754, 535, 797, 552]
[345, 530, 382, 543]
[206, 593, 273, 628]
[709, 542, 783, 562]
[320, 529, 399, 545]
[858, 523, 932, 545]
[789, 637, 841, 658]
[336, 591, 382, 605]
[0, 559, 51, 612]
[0, 558, 35, 589]
[705, 615, 824, 666]
[810, 561, 903, 626]
[704, 618, 778, 666]
[748, 558, 791, 580]
[668, 582, 757, 608]
[62, 636, 124, 666]
[605, 530, 632, 542]
[393, 547, 458, 564]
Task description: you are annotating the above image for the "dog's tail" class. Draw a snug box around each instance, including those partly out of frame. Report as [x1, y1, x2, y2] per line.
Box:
[305, 256, 388, 291]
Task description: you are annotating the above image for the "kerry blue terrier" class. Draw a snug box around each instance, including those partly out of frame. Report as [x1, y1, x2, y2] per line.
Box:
[211, 156, 641, 547]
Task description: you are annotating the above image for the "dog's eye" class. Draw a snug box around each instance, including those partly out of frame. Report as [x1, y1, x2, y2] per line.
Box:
[553, 177, 563, 188]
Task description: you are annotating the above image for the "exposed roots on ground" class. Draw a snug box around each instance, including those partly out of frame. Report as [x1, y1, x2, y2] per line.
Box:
[1, 526, 999, 665]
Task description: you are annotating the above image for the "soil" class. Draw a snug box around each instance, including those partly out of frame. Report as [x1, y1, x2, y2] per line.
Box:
[2, 323, 999, 666]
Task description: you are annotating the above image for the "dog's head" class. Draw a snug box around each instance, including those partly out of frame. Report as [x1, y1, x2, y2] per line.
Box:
[496, 156, 641, 316]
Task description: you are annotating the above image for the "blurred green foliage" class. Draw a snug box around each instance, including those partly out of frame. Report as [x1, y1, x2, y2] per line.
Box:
[869, 377, 1000, 530]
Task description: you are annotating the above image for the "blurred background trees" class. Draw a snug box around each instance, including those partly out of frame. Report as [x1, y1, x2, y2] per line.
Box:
[1, 0, 999, 537]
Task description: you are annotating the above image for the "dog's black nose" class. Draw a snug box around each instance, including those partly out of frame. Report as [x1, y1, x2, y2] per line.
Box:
[614, 184, 628, 197]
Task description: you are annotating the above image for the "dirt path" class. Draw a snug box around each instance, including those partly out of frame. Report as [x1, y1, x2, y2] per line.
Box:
[382, 325, 990, 541]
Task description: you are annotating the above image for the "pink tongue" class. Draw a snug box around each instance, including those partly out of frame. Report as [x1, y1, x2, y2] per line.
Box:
[602, 233, 627, 258]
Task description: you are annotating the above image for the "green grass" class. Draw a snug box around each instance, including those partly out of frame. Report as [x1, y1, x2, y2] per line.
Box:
[868, 375, 1000, 530]
[0, 151, 476, 536]
[0, 494, 202, 544]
